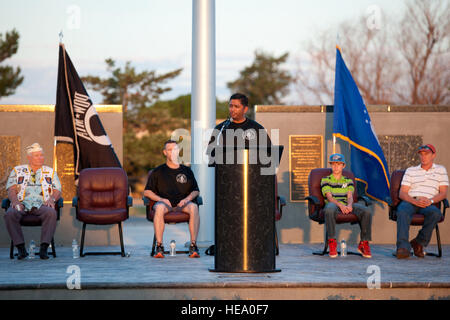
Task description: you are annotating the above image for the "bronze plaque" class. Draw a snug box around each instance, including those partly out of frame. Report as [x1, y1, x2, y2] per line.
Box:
[378, 135, 422, 175]
[289, 135, 323, 202]
[0, 136, 21, 199]
[55, 142, 76, 203]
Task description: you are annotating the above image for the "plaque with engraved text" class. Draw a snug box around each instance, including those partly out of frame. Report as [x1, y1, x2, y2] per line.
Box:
[289, 135, 323, 202]
[0, 136, 21, 199]
[56, 142, 76, 203]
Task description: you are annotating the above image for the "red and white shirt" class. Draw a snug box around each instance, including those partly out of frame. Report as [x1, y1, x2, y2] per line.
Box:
[401, 163, 449, 199]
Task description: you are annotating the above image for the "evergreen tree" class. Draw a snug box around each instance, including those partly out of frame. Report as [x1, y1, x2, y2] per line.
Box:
[0, 29, 24, 99]
[227, 50, 293, 118]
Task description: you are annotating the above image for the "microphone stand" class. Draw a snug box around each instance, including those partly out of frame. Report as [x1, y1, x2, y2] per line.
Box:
[216, 118, 231, 146]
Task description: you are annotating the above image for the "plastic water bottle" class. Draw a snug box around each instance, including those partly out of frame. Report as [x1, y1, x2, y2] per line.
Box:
[169, 240, 176, 256]
[28, 240, 35, 259]
[72, 239, 79, 259]
[340, 240, 347, 257]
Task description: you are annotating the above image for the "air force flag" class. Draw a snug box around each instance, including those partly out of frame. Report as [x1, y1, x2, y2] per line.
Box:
[333, 46, 390, 203]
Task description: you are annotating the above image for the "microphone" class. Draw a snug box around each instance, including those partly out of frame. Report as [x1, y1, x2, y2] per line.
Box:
[216, 118, 231, 146]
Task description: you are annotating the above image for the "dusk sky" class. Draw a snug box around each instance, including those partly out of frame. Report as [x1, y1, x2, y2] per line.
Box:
[0, 0, 406, 105]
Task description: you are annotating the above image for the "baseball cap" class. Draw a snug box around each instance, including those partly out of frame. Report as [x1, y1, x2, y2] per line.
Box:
[26, 143, 43, 155]
[329, 153, 346, 164]
[418, 144, 436, 154]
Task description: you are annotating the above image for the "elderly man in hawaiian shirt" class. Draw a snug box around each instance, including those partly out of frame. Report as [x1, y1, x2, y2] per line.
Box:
[4, 143, 61, 260]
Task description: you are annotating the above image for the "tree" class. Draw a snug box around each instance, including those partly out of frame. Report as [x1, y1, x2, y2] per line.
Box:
[295, 0, 449, 105]
[151, 94, 229, 119]
[82, 59, 183, 180]
[397, 0, 450, 104]
[227, 50, 293, 117]
[0, 29, 24, 99]
[82, 58, 183, 123]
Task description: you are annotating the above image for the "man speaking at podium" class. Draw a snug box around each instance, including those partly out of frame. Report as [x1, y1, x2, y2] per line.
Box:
[207, 94, 281, 273]
[207, 93, 272, 165]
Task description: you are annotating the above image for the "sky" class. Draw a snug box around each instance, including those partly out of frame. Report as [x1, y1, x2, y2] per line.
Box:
[0, 0, 406, 105]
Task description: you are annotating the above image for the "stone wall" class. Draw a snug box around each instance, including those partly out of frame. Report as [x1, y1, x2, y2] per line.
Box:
[0, 105, 123, 247]
[256, 105, 450, 245]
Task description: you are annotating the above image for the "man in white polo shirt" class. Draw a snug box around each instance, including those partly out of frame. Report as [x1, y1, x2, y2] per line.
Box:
[396, 144, 449, 259]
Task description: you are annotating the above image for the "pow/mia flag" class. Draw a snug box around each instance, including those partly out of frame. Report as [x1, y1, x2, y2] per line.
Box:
[54, 43, 121, 181]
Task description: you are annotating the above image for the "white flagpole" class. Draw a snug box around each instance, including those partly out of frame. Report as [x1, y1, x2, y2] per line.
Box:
[191, 0, 215, 246]
[333, 134, 336, 154]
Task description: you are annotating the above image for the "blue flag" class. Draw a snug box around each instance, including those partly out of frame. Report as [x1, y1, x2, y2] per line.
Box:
[333, 46, 390, 203]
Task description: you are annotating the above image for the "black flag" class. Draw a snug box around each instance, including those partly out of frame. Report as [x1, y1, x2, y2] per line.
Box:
[54, 43, 121, 181]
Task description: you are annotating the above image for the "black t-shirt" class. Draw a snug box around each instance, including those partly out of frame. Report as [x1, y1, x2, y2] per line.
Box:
[145, 164, 200, 207]
[207, 117, 272, 165]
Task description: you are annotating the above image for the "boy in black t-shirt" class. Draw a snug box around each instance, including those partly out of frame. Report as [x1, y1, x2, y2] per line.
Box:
[144, 140, 200, 258]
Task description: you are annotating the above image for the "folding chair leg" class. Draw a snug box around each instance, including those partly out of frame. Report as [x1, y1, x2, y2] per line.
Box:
[10, 240, 14, 259]
[313, 230, 329, 255]
[426, 225, 442, 258]
[80, 223, 86, 257]
[275, 229, 279, 256]
[51, 238, 56, 257]
[118, 222, 125, 257]
[437, 225, 442, 258]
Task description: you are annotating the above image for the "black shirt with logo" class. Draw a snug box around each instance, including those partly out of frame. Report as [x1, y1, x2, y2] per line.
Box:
[207, 117, 272, 165]
[145, 164, 200, 207]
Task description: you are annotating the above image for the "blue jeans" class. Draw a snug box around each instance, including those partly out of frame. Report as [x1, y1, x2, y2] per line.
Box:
[396, 201, 442, 250]
[323, 202, 372, 241]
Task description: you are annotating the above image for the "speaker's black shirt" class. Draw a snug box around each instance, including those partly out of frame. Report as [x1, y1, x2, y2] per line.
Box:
[207, 118, 272, 165]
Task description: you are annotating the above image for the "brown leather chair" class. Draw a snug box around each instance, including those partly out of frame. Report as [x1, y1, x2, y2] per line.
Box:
[275, 175, 286, 255]
[143, 169, 202, 256]
[73, 167, 132, 257]
[306, 168, 370, 255]
[2, 197, 63, 259]
[388, 169, 448, 257]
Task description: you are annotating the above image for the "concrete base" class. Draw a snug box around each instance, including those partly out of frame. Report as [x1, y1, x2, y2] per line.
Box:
[2, 284, 449, 300]
[1, 241, 449, 300]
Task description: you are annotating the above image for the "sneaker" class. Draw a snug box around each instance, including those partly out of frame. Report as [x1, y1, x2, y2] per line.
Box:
[357, 241, 372, 258]
[189, 243, 200, 258]
[154, 244, 165, 258]
[328, 238, 338, 258]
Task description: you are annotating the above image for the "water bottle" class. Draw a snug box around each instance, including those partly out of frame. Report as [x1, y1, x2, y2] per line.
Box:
[340, 240, 347, 257]
[72, 239, 79, 259]
[28, 240, 35, 259]
[169, 240, 176, 256]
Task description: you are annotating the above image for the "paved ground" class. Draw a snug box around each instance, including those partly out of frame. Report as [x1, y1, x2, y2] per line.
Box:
[0, 217, 449, 300]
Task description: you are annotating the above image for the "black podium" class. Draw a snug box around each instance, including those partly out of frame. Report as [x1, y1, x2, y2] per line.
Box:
[210, 146, 283, 273]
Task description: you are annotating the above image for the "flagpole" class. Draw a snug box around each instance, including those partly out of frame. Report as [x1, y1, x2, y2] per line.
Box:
[333, 134, 336, 154]
[54, 31, 63, 172]
[53, 138, 57, 171]
[333, 33, 339, 156]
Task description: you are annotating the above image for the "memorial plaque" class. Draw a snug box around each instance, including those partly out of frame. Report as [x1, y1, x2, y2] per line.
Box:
[378, 135, 422, 174]
[0, 136, 20, 199]
[56, 142, 76, 203]
[289, 135, 323, 202]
